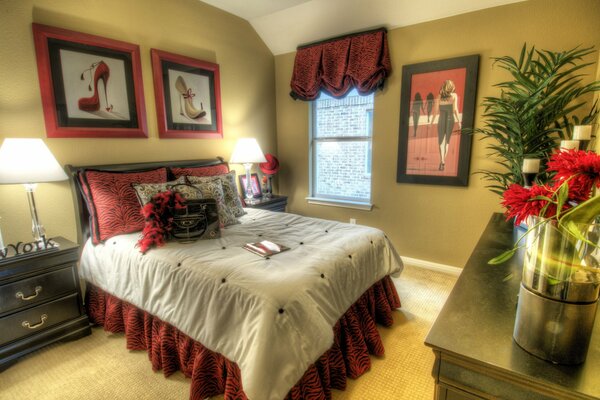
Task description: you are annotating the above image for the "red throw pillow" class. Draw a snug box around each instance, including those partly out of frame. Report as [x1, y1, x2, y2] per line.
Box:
[170, 164, 229, 178]
[79, 168, 168, 244]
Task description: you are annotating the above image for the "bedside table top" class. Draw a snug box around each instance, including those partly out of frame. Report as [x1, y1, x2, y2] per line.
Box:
[0, 237, 79, 280]
[246, 195, 287, 206]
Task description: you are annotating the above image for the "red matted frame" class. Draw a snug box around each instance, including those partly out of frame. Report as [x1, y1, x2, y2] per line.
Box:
[151, 49, 223, 139]
[32, 24, 147, 138]
[396, 55, 479, 186]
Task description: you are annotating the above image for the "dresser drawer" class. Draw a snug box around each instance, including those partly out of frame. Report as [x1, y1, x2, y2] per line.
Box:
[0, 266, 77, 315]
[0, 293, 81, 345]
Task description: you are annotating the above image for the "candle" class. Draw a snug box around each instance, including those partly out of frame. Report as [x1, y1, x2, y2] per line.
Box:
[560, 140, 579, 151]
[522, 158, 540, 173]
[572, 125, 592, 141]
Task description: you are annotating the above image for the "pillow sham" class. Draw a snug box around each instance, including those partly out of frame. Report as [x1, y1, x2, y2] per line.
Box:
[186, 171, 245, 217]
[79, 168, 168, 244]
[191, 180, 238, 227]
[170, 163, 229, 179]
[132, 176, 187, 205]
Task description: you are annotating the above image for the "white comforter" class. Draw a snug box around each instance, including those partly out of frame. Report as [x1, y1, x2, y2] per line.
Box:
[80, 208, 403, 400]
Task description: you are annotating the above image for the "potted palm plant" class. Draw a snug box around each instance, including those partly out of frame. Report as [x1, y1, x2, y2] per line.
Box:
[475, 44, 600, 196]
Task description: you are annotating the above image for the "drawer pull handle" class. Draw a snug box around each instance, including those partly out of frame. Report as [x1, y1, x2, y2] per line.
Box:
[15, 286, 43, 301]
[21, 314, 48, 329]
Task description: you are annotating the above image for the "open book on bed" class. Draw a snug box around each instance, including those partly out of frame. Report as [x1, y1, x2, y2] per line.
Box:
[243, 240, 290, 258]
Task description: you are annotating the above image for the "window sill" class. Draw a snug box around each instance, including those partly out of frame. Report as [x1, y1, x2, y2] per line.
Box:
[305, 197, 373, 211]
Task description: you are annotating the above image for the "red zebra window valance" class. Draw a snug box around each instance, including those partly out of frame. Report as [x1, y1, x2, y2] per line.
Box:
[290, 28, 392, 101]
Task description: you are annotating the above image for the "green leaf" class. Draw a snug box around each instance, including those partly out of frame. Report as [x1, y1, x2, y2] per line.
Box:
[555, 181, 569, 218]
[560, 195, 600, 226]
[488, 248, 518, 265]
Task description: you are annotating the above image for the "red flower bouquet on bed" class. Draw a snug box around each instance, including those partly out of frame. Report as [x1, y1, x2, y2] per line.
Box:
[138, 190, 187, 253]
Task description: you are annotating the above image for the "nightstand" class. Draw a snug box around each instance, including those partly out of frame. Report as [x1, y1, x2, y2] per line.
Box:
[0, 237, 91, 370]
[245, 195, 288, 212]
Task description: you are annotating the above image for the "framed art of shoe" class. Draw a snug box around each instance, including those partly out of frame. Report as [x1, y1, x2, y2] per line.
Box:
[150, 49, 223, 139]
[32, 24, 148, 138]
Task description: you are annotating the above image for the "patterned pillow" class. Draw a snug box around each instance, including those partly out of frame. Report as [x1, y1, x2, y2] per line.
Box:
[132, 177, 187, 205]
[79, 168, 168, 244]
[169, 183, 204, 201]
[187, 171, 245, 217]
[191, 180, 238, 227]
[170, 163, 229, 179]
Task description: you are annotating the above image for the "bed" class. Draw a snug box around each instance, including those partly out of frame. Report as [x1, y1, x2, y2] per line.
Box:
[66, 158, 403, 400]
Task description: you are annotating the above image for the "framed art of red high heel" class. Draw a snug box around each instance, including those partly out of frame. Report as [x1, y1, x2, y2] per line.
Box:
[32, 23, 148, 138]
[151, 49, 223, 139]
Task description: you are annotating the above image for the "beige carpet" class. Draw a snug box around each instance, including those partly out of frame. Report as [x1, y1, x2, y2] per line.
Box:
[0, 265, 457, 400]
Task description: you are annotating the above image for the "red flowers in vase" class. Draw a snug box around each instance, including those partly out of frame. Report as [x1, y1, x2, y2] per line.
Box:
[491, 149, 600, 265]
[502, 150, 600, 226]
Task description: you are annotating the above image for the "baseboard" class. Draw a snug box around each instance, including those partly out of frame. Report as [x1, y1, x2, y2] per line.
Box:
[401, 256, 462, 276]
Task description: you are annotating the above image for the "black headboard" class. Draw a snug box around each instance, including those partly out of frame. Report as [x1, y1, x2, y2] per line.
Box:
[65, 157, 226, 245]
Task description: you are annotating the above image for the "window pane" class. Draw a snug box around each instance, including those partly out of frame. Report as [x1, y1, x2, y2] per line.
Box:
[314, 141, 371, 201]
[314, 89, 374, 138]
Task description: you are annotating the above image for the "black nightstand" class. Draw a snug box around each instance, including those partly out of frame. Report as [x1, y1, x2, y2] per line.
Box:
[0, 237, 91, 370]
[244, 195, 288, 212]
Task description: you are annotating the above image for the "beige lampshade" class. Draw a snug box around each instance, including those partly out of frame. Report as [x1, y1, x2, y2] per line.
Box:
[0, 138, 68, 184]
[229, 138, 267, 164]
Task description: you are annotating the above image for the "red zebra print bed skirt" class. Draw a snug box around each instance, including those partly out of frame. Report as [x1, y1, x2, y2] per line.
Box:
[86, 275, 401, 399]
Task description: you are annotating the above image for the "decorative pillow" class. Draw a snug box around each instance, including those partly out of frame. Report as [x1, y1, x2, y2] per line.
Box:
[170, 163, 229, 179]
[169, 183, 204, 201]
[79, 168, 168, 244]
[132, 176, 187, 205]
[187, 171, 246, 217]
[191, 180, 238, 226]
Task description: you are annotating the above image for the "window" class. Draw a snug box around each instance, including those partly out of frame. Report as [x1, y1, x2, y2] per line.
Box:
[309, 89, 374, 208]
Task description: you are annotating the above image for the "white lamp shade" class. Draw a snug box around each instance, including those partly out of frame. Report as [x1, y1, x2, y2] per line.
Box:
[229, 138, 267, 164]
[0, 138, 68, 184]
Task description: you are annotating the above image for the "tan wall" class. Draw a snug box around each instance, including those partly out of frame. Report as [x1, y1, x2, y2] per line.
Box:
[0, 0, 276, 244]
[275, 0, 600, 268]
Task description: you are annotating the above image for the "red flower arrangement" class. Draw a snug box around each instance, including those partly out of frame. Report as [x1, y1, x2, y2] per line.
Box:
[502, 150, 600, 226]
[490, 149, 600, 265]
[138, 190, 187, 254]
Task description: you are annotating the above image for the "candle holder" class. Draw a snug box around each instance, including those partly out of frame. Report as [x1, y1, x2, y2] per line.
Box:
[560, 140, 580, 151]
[522, 172, 538, 188]
[573, 125, 592, 150]
[521, 158, 540, 188]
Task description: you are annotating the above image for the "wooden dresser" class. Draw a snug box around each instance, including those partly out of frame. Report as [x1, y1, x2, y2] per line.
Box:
[0, 237, 91, 370]
[425, 214, 600, 400]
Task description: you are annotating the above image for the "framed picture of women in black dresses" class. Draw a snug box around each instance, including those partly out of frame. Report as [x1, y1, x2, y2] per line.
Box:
[396, 55, 479, 186]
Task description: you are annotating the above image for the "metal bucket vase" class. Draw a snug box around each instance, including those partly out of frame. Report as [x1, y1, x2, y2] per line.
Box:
[513, 217, 600, 364]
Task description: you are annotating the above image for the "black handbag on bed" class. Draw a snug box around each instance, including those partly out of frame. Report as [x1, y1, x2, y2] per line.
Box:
[170, 185, 220, 242]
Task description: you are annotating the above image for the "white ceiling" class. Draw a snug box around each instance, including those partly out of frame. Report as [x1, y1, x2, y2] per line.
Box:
[200, 0, 526, 55]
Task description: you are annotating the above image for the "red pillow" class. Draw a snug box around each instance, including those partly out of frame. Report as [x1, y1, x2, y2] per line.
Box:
[79, 168, 167, 244]
[170, 164, 229, 178]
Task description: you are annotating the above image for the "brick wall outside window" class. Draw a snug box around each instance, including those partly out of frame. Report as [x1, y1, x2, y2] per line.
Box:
[312, 92, 373, 201]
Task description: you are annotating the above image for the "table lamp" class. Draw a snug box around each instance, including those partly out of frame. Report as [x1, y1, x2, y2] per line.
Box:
[229, 138, 266, 205]
[0, 138, 68, 246]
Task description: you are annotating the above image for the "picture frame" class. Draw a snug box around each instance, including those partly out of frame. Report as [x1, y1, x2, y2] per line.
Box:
[239, 173, 262, 198]
[396, 55, 479, 186]
[151, 49, 223, 139]
[32, 23, 147, 138]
